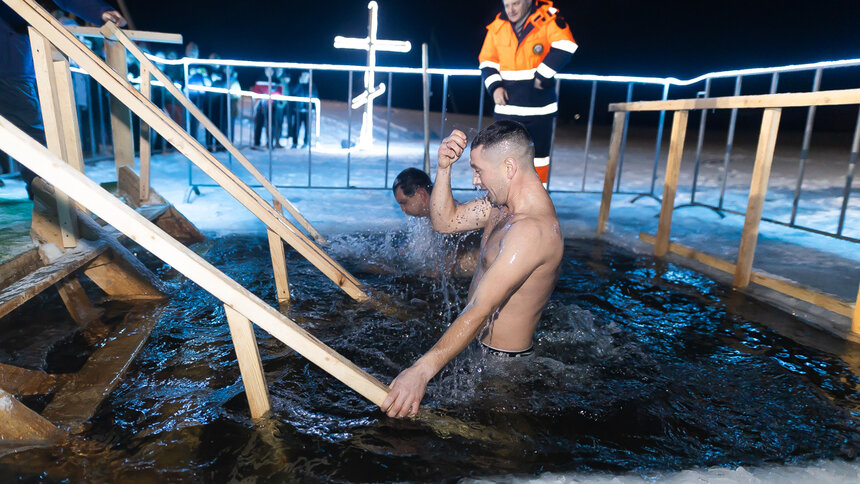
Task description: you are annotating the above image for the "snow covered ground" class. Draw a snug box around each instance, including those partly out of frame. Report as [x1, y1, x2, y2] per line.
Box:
[3, 99, 857, 306]
[166, 100, 860, 305]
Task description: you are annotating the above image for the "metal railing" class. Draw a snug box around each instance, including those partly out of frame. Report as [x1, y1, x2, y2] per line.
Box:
[31, 53, 860, 243]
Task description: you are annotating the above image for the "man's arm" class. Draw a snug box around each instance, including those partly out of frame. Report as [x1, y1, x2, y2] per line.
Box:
[534, 11, 577, 89]
[381, 221, 545, 418]
[431, 130, 491, 234]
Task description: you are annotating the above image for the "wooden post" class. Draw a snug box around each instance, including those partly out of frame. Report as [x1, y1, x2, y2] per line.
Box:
[268, 200, 290, 306]
[13, 2, 365, 300]
[102, 23, 328, 246]
[654, 110, 689, 257]
[139, 65, 152, 204]
[29, 29, 78, 249]
[0, 388, 63, 442]
[597, 112, 627, 235]
[0, 112, 390, 406]
[28, 15, 363, 299]
[103, 38, 134, 177]
[55, 275, 104, 326]
[77, 213, 166, 301]
[224, 305, 272, 418]
[853, 284, 859, 335]
[734, 107, 782, 288]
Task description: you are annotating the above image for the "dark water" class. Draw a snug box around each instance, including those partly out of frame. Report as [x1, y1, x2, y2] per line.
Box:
[1, 226, 859, 482]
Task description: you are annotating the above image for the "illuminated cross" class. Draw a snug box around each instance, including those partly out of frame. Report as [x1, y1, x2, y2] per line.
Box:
[334, 1, 411, 148]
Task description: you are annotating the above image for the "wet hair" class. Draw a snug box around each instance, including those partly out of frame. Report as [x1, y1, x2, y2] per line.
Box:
[392, 168, 432, 196]
[471, 120, 534, 159]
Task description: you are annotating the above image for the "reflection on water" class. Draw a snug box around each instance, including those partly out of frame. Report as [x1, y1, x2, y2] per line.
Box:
[0, 233, 858, 481]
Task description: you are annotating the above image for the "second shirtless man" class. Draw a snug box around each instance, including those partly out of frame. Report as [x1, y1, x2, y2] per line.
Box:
[382, 120, 563, 418]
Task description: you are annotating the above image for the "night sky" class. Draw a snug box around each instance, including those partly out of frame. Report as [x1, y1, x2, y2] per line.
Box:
[124, 0, 860, 77]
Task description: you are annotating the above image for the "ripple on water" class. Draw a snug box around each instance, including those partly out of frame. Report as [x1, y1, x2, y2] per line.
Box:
[0, 234, 857, 481]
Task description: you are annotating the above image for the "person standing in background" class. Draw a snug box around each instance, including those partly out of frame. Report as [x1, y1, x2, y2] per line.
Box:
[0, 0, 126, 194]
[479, 0, 577, 188]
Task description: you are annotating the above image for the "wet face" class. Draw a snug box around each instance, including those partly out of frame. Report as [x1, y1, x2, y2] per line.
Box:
[503, 0, 529, 24]
[394, 187, 430, 218]
[471, 146, 508, 205]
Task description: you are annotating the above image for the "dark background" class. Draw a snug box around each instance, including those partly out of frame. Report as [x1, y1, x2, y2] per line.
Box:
[118, 1, 860, 129]
[123, 0, 860, 77]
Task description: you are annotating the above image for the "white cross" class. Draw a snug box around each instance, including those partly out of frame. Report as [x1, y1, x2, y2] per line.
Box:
[334, 1, 411, 148]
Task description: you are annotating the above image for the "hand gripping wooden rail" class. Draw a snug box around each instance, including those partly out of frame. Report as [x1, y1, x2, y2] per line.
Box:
[0, 114, 390, 411]
[2, 0, 365, 301]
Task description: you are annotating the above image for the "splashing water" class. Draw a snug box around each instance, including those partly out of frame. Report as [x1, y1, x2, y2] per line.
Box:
[0, 235, 857, 482]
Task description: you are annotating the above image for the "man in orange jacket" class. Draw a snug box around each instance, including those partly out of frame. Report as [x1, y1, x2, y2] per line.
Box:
[479, 0, 577, 187]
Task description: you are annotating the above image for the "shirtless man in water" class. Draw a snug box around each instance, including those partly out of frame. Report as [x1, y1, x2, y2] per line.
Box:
[381, 120, 563, 418]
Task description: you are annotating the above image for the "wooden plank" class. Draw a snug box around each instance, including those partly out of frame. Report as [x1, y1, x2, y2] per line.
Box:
[30, 177, 68, 249]
[0, 110, 390, 407]
[0, 388, 63, 442]
[116, 167, 204, 245]
[64, 25, 182, 44]
[103, 38, 134, 176]
[734, 108, 782, 288]
[224, 305, 272, 419]
[152, 206, 205, 245]
[51, 47, 85, 173]
[139, 65, 151, 204]
[268, 200, 290, 306]
[0, 240, 108, 320]
[55, 275, 104, 326]
[101, 22, 328, 246]
[654, 110, 689, 257]
[611, 87, 860, 113]
[25, 14, 363, 298]
[596, 112, 627, 235]
[639, 232, 855, 318]
[117, 164, 142, 208]
[117, 165, 166, 208]
[29, 29, 77, 249]
[134, 203, 170, 222]
[853, 284, 860, 335]
[0, 249, 42, 292]
[77, 214, 166, 301]
[41, 311, 160, 432]
[0, 363, 58, 396]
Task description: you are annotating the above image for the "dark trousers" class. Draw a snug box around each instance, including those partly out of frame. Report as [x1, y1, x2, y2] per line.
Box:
[205, 92, 225, 149]
[292, 109, 310, 147]
[253, 100, 277, 147]
[0, 78, 44, 196]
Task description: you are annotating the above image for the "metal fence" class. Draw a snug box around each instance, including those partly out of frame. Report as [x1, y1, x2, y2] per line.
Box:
[8, 54, 856, 242]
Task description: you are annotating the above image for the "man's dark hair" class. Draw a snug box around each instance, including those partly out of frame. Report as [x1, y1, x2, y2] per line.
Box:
[392, 168, 433, 196]
[471, 120, 534, 154]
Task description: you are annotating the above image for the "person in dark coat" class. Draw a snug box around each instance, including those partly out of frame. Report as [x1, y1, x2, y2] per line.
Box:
[0, 0, 126, 195]
[289, 71, 317, 148]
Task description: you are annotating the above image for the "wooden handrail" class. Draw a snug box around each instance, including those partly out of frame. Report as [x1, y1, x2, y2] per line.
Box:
[64, 25, 182, 44]
[610, 87, 860, 112]
[0, 113, 390, 407]
[101, 22, 328, 246]
[4, 0, 365, 300]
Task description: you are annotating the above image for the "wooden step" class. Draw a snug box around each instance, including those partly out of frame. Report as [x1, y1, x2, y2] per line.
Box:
[41, 311, 159, 432]
[0, 240, 108, 320]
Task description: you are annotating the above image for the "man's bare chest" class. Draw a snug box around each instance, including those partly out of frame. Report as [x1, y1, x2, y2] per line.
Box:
[480, 213, 514, 267]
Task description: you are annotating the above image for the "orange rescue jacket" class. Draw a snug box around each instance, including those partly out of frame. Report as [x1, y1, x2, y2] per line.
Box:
[479, 0, 577, 118]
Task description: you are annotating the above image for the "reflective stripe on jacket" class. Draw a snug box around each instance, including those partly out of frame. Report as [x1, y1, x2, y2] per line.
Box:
[479, 0, 576, 117]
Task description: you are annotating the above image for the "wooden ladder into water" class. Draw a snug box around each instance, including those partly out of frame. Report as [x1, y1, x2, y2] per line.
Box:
[0, 0, 386, 444]
[0, 114, 390, 441]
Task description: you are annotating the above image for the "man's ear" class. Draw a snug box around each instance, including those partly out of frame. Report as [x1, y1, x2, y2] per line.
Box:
[504, 157, 518, 180]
